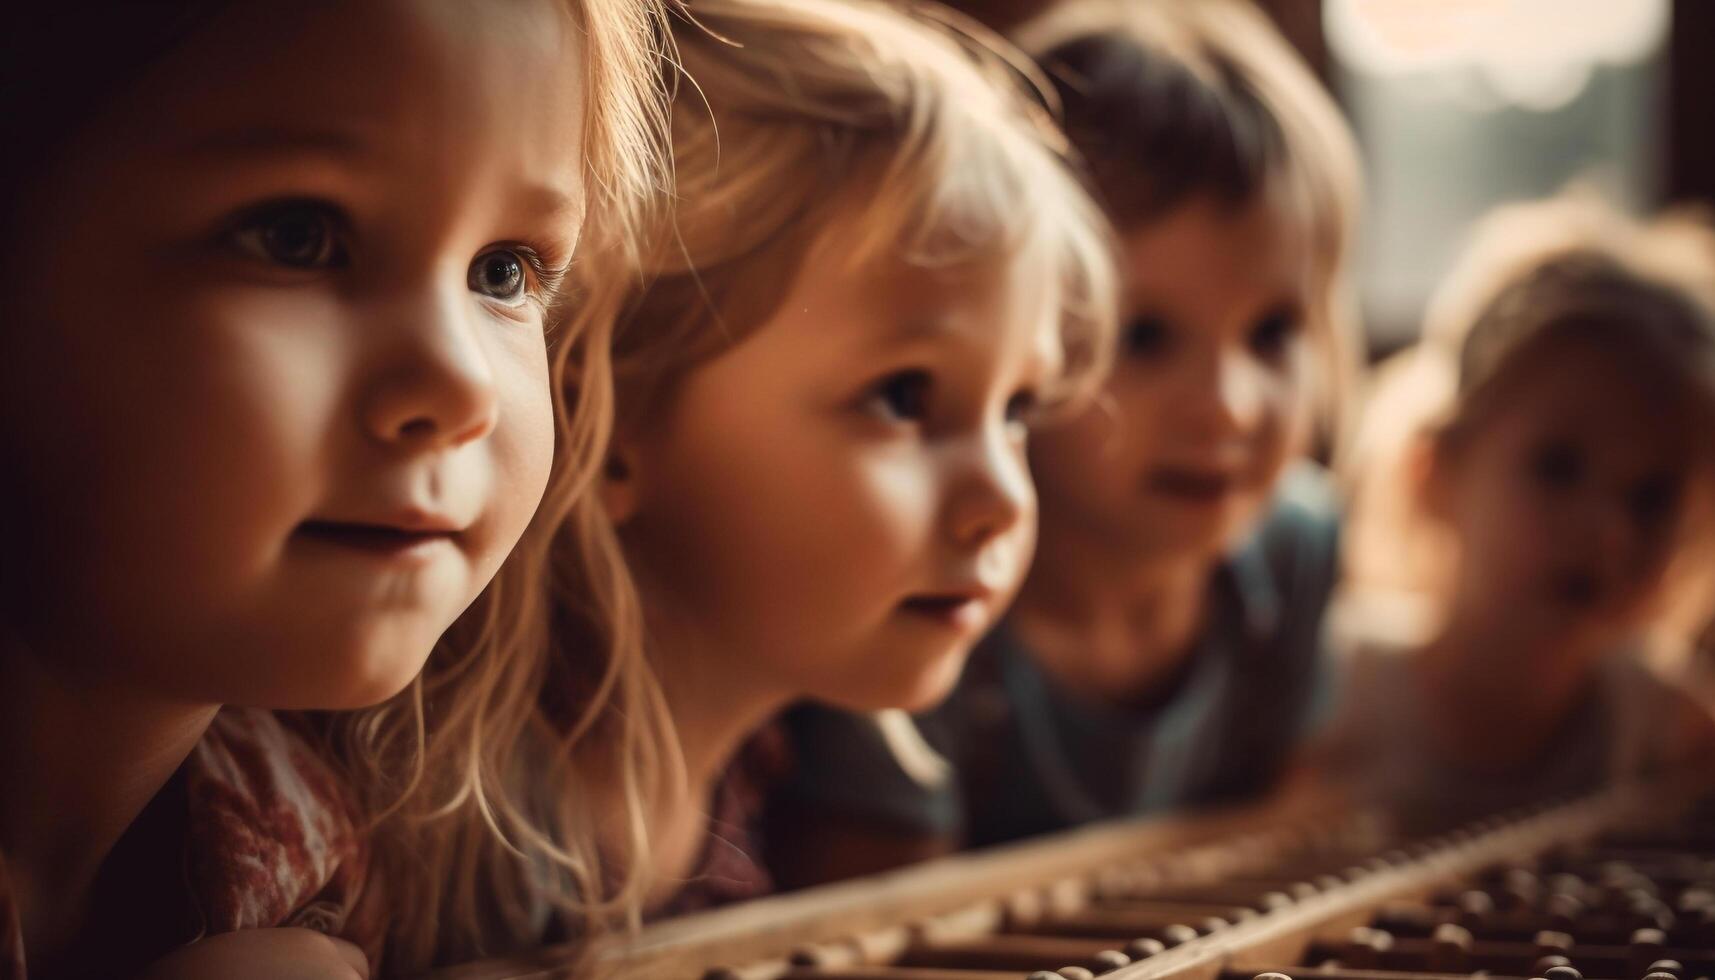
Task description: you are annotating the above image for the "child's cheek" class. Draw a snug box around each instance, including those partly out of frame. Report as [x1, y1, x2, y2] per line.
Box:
[489, 335, 555, 534]
[1282, 351, 1319, 456]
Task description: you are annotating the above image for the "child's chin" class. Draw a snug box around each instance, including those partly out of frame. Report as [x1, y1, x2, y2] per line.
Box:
[832, 646, 969, 715]
[293, 624, 442, 710]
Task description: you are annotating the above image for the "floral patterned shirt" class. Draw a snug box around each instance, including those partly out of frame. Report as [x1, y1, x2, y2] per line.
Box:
[0, 708, 376, 978]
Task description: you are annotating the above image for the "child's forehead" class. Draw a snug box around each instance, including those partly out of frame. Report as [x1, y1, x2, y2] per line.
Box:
[750, 227, 1063, 373]
[1485, 337, 1702, 461]
[109, 1, 582, 154]
[51, 0, 592, 240]
[815, 242, 1049, 330]
[1119, 191, 1312, 305]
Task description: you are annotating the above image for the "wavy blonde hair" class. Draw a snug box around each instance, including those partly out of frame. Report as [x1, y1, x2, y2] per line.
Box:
[1015, 0, 1365, 457]
[1343, 191, 1715, 636]
[553, 0, 1117, 912]
[304, 0, 678, 972]
[604, 0, 1118, 427]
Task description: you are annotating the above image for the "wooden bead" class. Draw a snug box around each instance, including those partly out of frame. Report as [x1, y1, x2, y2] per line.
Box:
[1005, 889, 1047, 929]
[1127, 938, 1167, 959]
[1091, 950, 1131, 974]
[1431, 923, 1473, 972]
[1160, 924, 1198, 947]
[1458, 889, 1495, 924]
[1344, 926, 1393, 968]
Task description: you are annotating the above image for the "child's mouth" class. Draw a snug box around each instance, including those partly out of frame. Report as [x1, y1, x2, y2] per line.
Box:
[900, 593, 989, 633]
[1147, 467, 1237, 504]
[1548, 569, 1603, 609]
[295, 520, 459, 561]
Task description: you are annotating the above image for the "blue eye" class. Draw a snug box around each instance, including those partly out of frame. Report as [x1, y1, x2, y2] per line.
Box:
[469, 249, 527, 304]
[1124, 315, 1171, 358]
[866, 370, 931, 423]
[230, 201, 346, 269]
[1250, 307, 1301, 361]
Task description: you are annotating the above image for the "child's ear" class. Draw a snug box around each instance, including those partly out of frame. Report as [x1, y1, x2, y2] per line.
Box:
[599, 439, 644, 526]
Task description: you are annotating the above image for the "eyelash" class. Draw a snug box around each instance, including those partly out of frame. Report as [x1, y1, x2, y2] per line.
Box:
[227, 198, 351, 270]
[1125, 316, 1171, 359]
[860, 369, 1039, 435]
[1123, 309, 1302, 363]
[1250, 308, 1301, 361]
[510, 245, 571, 311]
[865, 370, 931, 424]
[224, 199, 568, 314]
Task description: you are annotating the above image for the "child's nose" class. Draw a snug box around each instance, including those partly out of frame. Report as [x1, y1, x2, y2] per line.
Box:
[360, 287, 501, 451]
[946, 430, 1033, 548]
[1184, 347, 1265, 437]
[1571, 492, 1645, 569]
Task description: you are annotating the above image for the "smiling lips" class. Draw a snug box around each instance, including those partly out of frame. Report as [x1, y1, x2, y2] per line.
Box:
[900, 591, 991, 633]
[1548, 568, 1604, 610]
[295, 516, 462, 561]
[1148, 466, 1241, 505]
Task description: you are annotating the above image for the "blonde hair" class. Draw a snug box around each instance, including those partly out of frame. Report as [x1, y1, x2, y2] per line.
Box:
[1344, 191, 1715, 631]
[1015, 0, 1364, 455]
[550, 0, 1117, 918]
[306, 0, 677, 971]
[609, 0, 1117, 426]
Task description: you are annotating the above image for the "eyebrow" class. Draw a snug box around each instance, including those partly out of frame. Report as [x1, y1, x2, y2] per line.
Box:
[176, 124, 375, 163]
[868, 314, 1059, 380]
[511, 183, 585, 230]
[177, 125, 586, 239]
[854, 315, 978, 357]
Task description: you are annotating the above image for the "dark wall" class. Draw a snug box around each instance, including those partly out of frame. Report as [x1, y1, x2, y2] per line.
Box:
[1669, 0, 1715, 207]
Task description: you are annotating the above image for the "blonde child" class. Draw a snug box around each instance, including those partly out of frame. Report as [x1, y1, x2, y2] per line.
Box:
[560, 0, 1116, 913]
[0, 2, 668, 976]
[777, 0, 1361, 872]
[1321, 193, 1715, 829]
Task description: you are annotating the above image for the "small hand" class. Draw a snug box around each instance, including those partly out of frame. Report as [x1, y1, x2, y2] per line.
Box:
[137, 927, 370, 980]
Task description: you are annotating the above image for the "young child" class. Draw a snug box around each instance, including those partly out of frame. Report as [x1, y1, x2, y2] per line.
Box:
[1317, 194, 1715, 830]
[0, 1, 668, 976]
[776, 0, 1362, 873]
[562, 0, 1117, 914]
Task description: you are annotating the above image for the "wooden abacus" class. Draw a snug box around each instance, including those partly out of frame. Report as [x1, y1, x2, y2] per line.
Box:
[427, 783, 1712, 980]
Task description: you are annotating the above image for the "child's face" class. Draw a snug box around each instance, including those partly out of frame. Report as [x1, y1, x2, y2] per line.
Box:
[614, 232, 1057, 713]
[1435, 336, 1695, 651]
[0, 0, 580, 709]
[1029, 193, 1315, 561]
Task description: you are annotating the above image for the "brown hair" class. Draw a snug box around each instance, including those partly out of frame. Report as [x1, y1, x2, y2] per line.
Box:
[1015, 0, 1364, 449]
